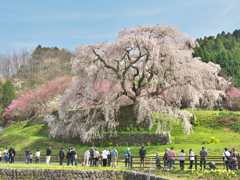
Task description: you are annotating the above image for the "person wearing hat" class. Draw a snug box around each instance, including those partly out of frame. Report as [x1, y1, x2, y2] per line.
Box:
[155, 152, 161, 168]
[59, 148, 65, 165]
[124, 148, 131, 168]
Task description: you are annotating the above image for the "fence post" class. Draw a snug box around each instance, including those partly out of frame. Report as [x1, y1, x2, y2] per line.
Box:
[238, 153, 240, 170]
[131, 156, 133, 168]
[195, 155, 197, 170]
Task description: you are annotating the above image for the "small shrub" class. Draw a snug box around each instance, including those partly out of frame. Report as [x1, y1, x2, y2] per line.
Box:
[126, 127, 130, 132]
[108, 142, 113, 146]
[116, 143, 119, 147]
[134, 143, 137, 146]
[202, 137, 220, 144]
[140, 127, 143, 132]
[190, 120, 200, 126]
[147, 142, 150, 146]
[92, 142, 95, 146]
[142, 143, 144, 146]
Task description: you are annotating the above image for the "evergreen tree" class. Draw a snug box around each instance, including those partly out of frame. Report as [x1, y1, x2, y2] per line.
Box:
[198, 47, 205, 61]
[203, 46, 211, 63]
[214, 38, 224, 52]
[2, 80, 17, 109]
[221, 31, 226, 38]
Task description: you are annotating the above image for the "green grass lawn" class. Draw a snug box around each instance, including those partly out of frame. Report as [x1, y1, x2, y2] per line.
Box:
[1, 110, 240, 156]
[1, 109, 240, 179]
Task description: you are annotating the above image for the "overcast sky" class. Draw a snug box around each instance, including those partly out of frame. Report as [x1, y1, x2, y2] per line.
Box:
[0, 0, 240, 53]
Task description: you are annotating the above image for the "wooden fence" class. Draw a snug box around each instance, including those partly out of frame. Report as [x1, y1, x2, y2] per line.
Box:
[9, 154, 240, 170]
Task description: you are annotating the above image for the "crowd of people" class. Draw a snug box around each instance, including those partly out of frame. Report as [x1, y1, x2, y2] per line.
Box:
[82, 146, 131, 168]
[0, 146, 237, 171]
[0, 147, 16, 163]
[158, 146, 238, 171]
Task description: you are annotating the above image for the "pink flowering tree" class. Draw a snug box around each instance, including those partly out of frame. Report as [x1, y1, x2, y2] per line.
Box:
[3, 77, 72, 121]
[45, 25, 230, 142]
[225, 87, 240, 106]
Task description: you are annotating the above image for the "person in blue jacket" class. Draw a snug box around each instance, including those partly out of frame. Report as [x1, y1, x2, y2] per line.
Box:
[125, 148, 131, 168]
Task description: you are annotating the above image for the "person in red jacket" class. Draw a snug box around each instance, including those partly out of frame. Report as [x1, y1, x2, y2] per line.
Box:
[167, 147, 176, 170]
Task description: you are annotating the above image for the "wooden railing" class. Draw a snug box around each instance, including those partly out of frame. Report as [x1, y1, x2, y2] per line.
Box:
[7, 154, 240, 170]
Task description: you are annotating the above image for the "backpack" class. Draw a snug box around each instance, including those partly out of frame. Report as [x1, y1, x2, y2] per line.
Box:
[125, 153, 129, 160]
[224, 152, 230, 161]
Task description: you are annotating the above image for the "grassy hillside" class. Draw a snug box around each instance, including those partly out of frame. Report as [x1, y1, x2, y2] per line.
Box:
[1, 110, 240, 158]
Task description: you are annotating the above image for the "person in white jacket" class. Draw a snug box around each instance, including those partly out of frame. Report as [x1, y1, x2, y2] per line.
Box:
[102, 148, 108, 167]
[188, 148, 195, 169]
[178, 149, 185, 170]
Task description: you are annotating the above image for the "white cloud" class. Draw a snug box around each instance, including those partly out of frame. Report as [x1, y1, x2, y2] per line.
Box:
[222, 0, 236, 14]
[9, 41, 37, 47]
[122, 8, 163, 17]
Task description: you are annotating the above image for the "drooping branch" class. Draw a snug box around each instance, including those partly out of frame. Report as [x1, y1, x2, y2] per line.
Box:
[93, 50, 118, 73]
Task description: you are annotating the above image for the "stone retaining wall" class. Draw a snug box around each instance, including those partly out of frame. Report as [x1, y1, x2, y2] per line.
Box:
[61, 133, 171, 146]
[0, 168, 172, 180]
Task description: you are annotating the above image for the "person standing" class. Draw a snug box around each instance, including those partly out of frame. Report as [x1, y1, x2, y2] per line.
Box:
[7, 147, 12, 163]
[10, 148, 16, 164]
[168, 147, 176, 170]
[231, 148, 237, 170]
[100, 151, 103, 167]
[46, 146, 52, 165]
[84, 150, 90, 166]
[125, 148, 131, 168]
[155, 152, 161, 168]
[35, 149, 40, 164]
[164, 148, 170, 168]
[69, 148, 77, 166]
[90, 147, 95, 167]
[107, 149, 111, 166]
[200, 147, 208, 170]
[110, 147, 118, 168]
[3, 148, 8, 163]
[30, 153, 33, 164]
[66, 148, 71, 165]
[223, 148, 231, 171]
[139, 146, 147, 168]
[94, 148, 99, 167]
[178, 149, 185, 170]
[59, 148, 65, 165]
[188, 148, 195, 169]
[102, 148, 108, 167]
[25, 147, 30, 164]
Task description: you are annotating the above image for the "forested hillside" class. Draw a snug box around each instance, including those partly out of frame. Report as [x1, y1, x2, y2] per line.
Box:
[0, 45, 73, 88]
[0, 45, 73, 125]
[193, 29, 240, 87]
